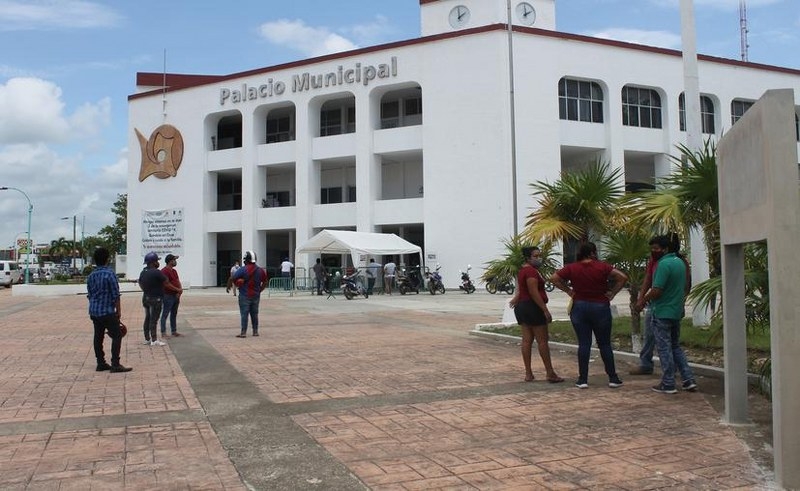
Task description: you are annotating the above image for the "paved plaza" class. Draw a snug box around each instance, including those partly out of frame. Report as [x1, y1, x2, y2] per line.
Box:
[0, 287, 776, 490]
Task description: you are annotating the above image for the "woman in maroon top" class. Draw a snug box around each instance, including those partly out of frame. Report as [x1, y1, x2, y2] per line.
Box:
[509, 246, 564, 383]
[551, 242, 628, 389]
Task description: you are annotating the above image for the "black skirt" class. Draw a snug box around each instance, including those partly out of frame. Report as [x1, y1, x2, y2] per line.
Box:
[514, 300, 547, 326]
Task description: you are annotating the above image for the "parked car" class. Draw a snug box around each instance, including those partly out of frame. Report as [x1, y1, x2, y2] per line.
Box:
[0, 261, 22, 287]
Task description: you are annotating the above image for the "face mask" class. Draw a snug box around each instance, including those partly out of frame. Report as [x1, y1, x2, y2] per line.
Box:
[651, 251, 664, 260]
[531, 258, 543, 268]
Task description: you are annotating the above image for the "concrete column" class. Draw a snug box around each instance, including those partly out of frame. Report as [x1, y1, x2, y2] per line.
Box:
[294, 100, 314, 270]
[721, 243, 748, 424]
[355, 91, 378, 233]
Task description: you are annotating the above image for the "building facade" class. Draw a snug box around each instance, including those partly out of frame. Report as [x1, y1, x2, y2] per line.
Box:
[127, 0, 800, 287]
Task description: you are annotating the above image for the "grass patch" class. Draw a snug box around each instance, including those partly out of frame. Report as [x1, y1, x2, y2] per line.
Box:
[485, 317, 771, 371]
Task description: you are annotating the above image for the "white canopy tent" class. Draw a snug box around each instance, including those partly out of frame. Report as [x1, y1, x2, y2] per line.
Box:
[295, 230, 423, 269]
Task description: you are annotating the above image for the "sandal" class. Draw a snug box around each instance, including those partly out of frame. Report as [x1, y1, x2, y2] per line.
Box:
[547, 375, 565, 383]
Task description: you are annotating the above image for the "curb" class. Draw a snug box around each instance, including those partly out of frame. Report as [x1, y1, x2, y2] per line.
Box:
[471, 323, 763, 384]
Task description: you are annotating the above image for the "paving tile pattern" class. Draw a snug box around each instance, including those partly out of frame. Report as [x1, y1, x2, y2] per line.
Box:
[0, 296, 200, 424]
[293, 385, 768, 490]
[0, 422, 244, 490]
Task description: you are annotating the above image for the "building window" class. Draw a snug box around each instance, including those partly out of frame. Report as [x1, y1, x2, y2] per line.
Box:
[380, 96, 423, 129]
[320, 100, 356, 136]
[263, 191, 291, 208]
[320, 187, 342, 204]
[381, 101, 400, 128]
[216, 115, 242, 150]
[217, 177, 242, 211]
[320, 109, 342, 136]
[795, 113, 799, 142]
[622, 86, 662, 129]
[558, 78, 604, 123]
[731, 99, 754, 126]
[266, 110, 294, 143]
[679, 94, 716, 134]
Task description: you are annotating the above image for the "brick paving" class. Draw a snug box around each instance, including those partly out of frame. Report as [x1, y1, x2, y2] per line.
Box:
[0, 287, 776, 489]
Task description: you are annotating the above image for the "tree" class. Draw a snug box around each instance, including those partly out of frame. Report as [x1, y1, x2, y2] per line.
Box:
[523, 161, 652, 347]
[48, 237, 71, 262]
[98, 194, 127, 255]
[480, 235, 560, 285]
[523, 161, 624, 245]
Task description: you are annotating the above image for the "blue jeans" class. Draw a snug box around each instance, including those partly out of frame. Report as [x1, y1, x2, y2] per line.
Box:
[652, 317, 694, 388]
[638, 309, 656, 370]
[238, 295, 260, 334]
[160, 294, 179, 334]
[570, 300, 618, 381]
[142, 295, 163, 341]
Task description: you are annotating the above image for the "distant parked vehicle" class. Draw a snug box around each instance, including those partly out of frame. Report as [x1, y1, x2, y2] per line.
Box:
[425, 264, 445, 295]
[0, 261, 22, 287]
[485, 276, 515, 295]
[458, 265, 476, 294]
[396, 267, 421, 295]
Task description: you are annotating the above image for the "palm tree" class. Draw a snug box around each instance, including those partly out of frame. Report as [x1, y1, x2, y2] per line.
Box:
[523, 160, 652, 346]
[48, 237, 71, 262]
[625, 139, 720, 277]
[523, 160, 624, 245]
[481, 235, 560, 285]
[602, 223, 652, 349]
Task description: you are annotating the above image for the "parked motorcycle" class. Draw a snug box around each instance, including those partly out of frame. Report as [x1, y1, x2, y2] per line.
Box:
[425, 264, 446, 295]
[397, 267, 421, 295]
[458, 265, 476, 294]
[485, 276, 515, 295]
[341, 271, 368, 300]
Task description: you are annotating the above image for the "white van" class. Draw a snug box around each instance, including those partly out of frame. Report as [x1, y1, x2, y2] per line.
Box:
[0, 261, 22, 287]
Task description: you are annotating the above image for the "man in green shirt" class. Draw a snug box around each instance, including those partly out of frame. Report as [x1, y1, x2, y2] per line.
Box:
[636, 235, 697, 394]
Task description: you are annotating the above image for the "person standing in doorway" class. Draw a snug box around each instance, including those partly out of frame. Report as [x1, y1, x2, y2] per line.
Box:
[138, 252, 168, 347]
[383, 257, 397, 295]
[87, 247, 132, 373]
[227, 260, 240, 296]
[160, 254, 183, 338]
[550, 242, 628, 389]
[228, 250, 268, 337]
[509, 246, 563, 383]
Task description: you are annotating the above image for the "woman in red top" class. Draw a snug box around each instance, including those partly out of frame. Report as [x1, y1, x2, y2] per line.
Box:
[551, 242, 628, 389]
[509, 246, 564, 383]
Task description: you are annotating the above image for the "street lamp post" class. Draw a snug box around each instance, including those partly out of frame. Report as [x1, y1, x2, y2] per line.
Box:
[61, 215, 77, 272]
[0, 187, 33, 284]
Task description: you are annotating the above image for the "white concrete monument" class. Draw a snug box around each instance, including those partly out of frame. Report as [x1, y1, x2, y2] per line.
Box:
[717, 88, 799, 489]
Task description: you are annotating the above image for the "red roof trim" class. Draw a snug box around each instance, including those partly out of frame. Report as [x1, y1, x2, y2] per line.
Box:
[129, 23, 800, 101]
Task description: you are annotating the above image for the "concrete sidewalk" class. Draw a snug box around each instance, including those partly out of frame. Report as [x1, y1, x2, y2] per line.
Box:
[0, 288, 775, 489]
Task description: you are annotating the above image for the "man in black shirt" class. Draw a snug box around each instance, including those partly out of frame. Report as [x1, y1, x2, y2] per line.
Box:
[138, 252, 168, 346]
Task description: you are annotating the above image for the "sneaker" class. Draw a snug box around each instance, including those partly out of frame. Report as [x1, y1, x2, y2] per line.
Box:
[96, 363, 112, 372]
[629, 366, 654, 375]
[608, 376, 624, 388]
[651, 383, 678, 394]
[151, 340, 166, 346]
[575, 380, 588, 389]
[682, 380, 698, 392]
[110, 365, 133, 373]
[161, 333, 170, 339]
[235, 333, 246, 338]
[143, 340, 152, 345]
[171, 332, 181, 337]
[252, 332, 259, 337]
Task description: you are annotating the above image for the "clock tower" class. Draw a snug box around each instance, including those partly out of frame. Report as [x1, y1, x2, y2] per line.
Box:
[420, 0, 555, 36]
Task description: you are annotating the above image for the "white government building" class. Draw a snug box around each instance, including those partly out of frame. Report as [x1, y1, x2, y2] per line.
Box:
[127, 0, 800, 287]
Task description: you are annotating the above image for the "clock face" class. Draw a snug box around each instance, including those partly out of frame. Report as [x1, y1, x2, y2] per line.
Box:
[516, 2, 536, 26]
[449, 5, 470, 29]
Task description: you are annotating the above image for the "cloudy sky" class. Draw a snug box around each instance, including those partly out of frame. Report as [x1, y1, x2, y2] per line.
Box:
[0, 0, 797, 250]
